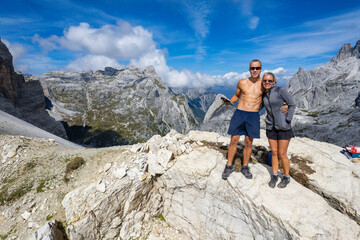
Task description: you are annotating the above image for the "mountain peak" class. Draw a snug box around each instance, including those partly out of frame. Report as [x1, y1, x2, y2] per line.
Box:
[335, 40, 360, 60]
[336, 43, 353, 60]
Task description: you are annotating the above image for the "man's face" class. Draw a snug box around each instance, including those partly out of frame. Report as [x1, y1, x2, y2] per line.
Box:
[249, 61, 262, 78]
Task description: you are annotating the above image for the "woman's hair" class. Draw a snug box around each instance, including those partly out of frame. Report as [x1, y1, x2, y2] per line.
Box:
[262, 72, 277, 84]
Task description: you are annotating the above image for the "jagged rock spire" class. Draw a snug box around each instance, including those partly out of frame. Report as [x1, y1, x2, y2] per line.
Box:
[335, 40, 360, 60]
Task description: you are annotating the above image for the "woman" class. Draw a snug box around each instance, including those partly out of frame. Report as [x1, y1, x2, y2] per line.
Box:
[262, 72, 296, 188]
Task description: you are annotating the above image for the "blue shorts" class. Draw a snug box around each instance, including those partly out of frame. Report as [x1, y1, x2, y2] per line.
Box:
[227, 109, 260, 138]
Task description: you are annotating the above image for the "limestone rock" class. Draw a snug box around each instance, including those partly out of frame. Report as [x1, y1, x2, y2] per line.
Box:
[200, 94, 235, 135]
[3, 130, 360, 239]
[28, 220, 64, 240]
[157, 131, 360, 240]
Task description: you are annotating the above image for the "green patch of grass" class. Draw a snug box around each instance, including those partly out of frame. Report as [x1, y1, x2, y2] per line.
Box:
[157, 214, 165, 221]
[63, 156, 72, 163]
[0, 181, 34, 205]
[2, 177, 17, 184]
[46, 215, 53, 221]
[0, 234, 8, 240]
[36, 180, 46, 193]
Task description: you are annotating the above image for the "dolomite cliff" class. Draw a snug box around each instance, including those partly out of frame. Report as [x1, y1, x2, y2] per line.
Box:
[0, 129, 359, 240]
[0, 40, 67, 139]
[286, 40, 360, 146]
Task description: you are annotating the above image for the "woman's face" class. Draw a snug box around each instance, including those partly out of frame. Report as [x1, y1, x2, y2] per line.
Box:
[262, 74, 275, 91]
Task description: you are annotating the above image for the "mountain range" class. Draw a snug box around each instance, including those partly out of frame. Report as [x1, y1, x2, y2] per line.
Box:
[28, 66, 216, 147]
[1, 38, 359, 148]
[286, 40, 360, 146]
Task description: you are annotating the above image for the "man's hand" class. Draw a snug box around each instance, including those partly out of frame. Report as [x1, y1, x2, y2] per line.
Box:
[221, 97, 232, 106]
[281, 102, 288, 113]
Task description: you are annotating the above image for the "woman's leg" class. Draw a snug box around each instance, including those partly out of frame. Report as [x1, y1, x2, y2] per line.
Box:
[278, 139, 291, 176]
[268, 139, 279, 175]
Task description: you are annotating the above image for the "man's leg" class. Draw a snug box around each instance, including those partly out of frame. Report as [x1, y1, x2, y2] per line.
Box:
[241, 135, 253, 179]
[226, 135, 240, 166]
[222, 135, 240, 180]
[243, 135, 253, 166]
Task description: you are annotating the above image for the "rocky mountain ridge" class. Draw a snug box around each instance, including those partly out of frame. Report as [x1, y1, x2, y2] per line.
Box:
[0, 40, 67, 138]
[0, 130, 359, 239]
[286, 40, 360, 146]
[28, 66, 216, 147]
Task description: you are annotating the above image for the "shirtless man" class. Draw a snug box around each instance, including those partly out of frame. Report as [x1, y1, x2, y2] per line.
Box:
[222, 59, 264, 180]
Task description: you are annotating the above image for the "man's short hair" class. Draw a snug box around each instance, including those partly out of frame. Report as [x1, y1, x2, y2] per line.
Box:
[250, 59, 262, 67]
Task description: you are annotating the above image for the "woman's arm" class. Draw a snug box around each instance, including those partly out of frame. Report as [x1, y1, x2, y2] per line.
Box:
[280, 88, 296, 123]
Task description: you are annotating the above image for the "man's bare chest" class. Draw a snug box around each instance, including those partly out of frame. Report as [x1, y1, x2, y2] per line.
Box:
[241, 84, 263, 97]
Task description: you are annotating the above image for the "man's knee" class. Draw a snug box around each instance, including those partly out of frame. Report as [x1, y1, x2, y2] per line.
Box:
[230, 136, 240, 146]
[244, 137, 253, 148]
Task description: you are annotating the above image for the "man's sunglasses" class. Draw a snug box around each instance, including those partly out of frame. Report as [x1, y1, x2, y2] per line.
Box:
[250, 67, 261, 70]
[263, 79, 274, 83]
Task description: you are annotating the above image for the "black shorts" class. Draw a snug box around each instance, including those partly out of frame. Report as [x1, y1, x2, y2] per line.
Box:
[266, 128, 294, 140]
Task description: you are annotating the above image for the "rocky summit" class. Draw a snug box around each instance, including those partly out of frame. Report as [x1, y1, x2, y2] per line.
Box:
[29, 66, 215, 147]
[0, 129, 359, 239]
[286, 40, 360, 146]
[0, 40, 67, 138]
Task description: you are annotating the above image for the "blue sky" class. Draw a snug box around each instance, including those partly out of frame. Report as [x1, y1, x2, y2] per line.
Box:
[1, 0, 360, 89]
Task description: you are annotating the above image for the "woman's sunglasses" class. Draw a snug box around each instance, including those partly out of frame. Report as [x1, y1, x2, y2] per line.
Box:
[263, 79, 274, 83]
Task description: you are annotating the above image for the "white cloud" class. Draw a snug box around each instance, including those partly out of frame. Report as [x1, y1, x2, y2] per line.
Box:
[182, 0, 211, 60]
[64, 55, 124, 72]
[32, 20, 293, 88]
[33, 21, 156, 59]
[248, 16, 259, 30]
[32, 34, 60, 52]
[233, 0, 260, 30]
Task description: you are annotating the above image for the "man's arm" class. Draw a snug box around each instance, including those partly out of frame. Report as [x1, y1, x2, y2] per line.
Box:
[230, 80, 242, 103]
[281, 102, 288, 113]
[223, 80, 242, 106]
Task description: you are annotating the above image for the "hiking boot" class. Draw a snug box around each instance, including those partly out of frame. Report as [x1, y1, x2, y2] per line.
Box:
[241, 166, 253, 179]
[277, 176, 290, 188]
[222, 165, 234, 180]
[268, 175, 279, 188]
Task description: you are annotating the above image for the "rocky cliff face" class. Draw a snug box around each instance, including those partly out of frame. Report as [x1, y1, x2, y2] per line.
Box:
[0, 40, 67, 138]
[286, 40, 360, 146]
[200, 94, 236, 134]
[0, 130, 359, 239]
[170, 87, 216, 123]
[29, 66, 207, 147]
